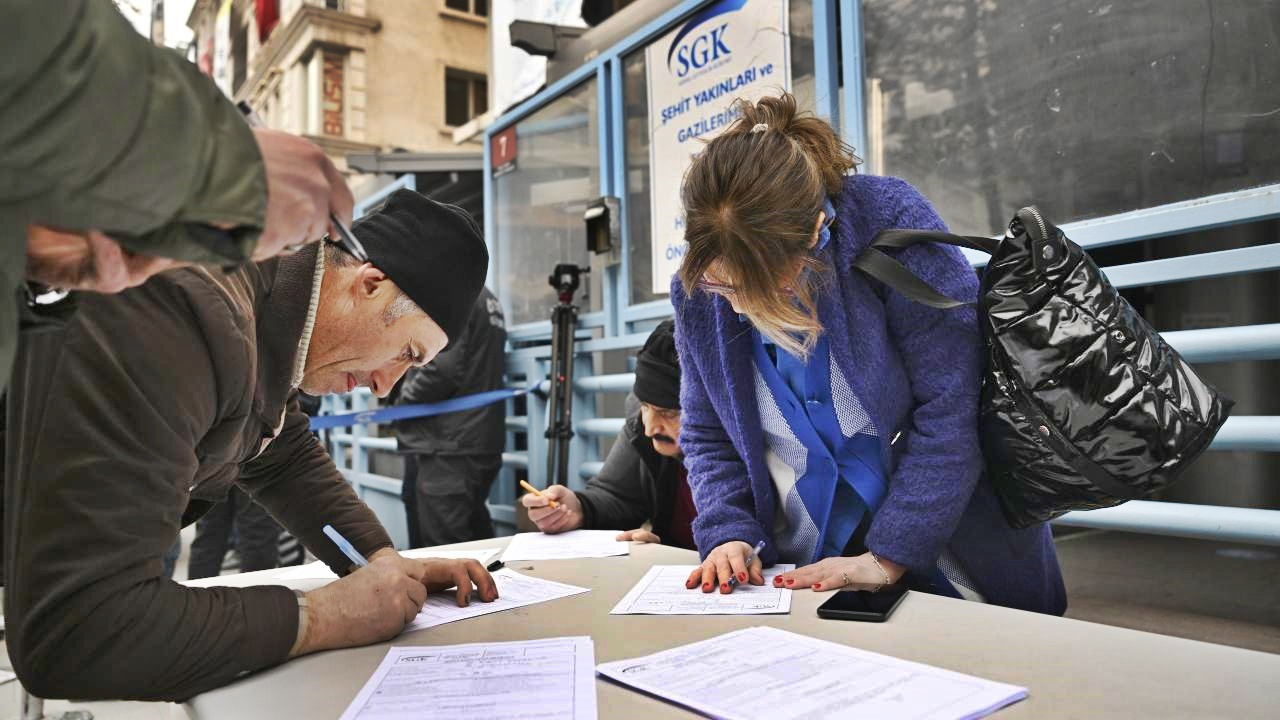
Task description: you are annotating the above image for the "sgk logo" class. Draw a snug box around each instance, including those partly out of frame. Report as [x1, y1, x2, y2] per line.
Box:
[665, 0, 746, 79]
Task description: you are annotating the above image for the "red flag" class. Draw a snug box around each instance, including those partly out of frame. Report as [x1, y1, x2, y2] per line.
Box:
[256, 0, 279, 42]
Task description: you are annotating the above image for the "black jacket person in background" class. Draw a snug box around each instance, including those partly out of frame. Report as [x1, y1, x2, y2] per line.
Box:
[394, 287, 507, 546]
[521, 321, 697, 550]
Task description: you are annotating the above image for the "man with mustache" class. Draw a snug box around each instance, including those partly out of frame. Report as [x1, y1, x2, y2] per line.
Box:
[3, 190, 497, 701]
[521, 321, 697, 549]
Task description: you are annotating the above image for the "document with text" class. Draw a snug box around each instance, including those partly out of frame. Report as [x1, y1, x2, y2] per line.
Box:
[501, 530, 630, 561]
[340, 636, 597, 720]
[272, 548, 499, 581]
[610, 564, 796, 615]
[405, 568, 589, 633]
[597, 626, 1028, 720]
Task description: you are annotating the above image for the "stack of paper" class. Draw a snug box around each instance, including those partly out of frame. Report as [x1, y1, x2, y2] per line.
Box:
[610, 564, 796, 615]
[597, 626, 1028, 720]
[501, 530, 630, 561]
[341, 637, 597, 720]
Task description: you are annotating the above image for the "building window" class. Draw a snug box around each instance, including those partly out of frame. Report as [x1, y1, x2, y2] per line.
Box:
[445, 69, 488, 126]
[304, 50, 345, 137]
[321, 52, 345, 136]
[444, 0, 488, 18]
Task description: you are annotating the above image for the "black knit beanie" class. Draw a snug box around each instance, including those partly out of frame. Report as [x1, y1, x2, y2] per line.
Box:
[633, 320, 681, 410]
[352, 189, 488, 343]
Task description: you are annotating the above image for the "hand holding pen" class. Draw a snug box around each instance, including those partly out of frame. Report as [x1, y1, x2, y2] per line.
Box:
[726, 539, 767, 590]
[290, 526, 500, 658]
[237, 101, 359, 262]
[685, 539, 767, 594]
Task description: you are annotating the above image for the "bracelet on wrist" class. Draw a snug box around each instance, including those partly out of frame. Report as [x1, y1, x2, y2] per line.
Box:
[869, 552, 891, 592]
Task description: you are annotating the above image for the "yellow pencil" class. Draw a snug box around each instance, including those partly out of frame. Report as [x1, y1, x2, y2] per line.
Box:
[519, 479, 560, 509]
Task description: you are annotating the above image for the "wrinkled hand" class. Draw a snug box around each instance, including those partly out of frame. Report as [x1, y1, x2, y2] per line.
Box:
[418, 557, 500, 607]
[26, 225, 186, 293]
[773, 553, 906, 592]
[616, 528, 662, 544]
[520, 485, 583, 534]
[684, 541, 764, 594]
[295, 551, 429, 656]
[251, 128, 354, 261]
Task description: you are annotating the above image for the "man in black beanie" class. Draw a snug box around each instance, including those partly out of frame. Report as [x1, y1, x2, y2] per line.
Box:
[3, 190, 498, 701]
[520, 320, 698, 550]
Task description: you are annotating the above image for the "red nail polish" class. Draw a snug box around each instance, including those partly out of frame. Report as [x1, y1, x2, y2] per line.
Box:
[813, 583, 822, 589]
[738, 572, 747, 582]
[703, 582, 712, 591]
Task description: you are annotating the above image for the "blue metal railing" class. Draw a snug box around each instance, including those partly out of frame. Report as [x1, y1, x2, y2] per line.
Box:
[321, 197, 1280, 548]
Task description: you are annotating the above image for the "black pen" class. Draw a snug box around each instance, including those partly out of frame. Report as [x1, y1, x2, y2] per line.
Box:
[486, 559, 505, 573]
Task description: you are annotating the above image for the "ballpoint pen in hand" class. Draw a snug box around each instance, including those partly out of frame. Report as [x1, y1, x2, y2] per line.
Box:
[322, 524, 369, 569]
[727, 539, 768, 590]
[236, 101, 369, 262]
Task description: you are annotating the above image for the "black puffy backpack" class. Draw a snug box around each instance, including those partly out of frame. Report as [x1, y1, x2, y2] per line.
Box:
[854, 207, 1234, 528]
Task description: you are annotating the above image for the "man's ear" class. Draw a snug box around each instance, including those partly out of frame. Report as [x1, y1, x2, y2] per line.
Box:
[355, 262, 390, 299]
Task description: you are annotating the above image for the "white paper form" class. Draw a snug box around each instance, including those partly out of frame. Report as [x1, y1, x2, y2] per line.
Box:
[339, 636, 597, 720]
[273, 548, 500, 581]
[500, 530, 630, 561]
[610, 564, 796, 615]
[404, 568, 589, 633]
[597, 626, 1028, 720]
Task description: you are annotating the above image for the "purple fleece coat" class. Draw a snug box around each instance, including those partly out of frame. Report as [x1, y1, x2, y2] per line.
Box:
[672, 175, 1067, 615]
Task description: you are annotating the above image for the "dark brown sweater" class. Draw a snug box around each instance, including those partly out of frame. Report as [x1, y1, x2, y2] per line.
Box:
[3, 245, 393, 701]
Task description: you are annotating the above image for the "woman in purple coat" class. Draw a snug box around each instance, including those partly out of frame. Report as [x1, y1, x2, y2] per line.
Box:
[672, 93, 1066, 614]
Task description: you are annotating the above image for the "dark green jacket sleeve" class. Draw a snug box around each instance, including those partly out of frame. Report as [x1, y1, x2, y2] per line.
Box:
[0, 0, 266, 264]
[3, 279, 296, 702]
[576, 396, 658, 531]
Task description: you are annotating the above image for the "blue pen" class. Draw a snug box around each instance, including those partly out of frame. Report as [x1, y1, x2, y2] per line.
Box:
[726, 539, 768, 590]
[323, 524, 369, 568]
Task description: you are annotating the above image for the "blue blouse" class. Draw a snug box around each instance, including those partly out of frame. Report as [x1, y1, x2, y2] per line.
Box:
[753, 331, 886, 562]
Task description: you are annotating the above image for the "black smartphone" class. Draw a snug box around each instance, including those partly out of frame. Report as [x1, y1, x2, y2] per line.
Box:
[816, 584, 909, 622]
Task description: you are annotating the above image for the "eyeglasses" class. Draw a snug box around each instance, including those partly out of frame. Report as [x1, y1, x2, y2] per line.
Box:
[695, 275, 738, 297]
[695, 208, 832, 298]
[696, 274, 804, 299]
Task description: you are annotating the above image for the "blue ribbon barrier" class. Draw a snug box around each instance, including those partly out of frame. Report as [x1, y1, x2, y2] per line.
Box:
[309, 382, 541, 430]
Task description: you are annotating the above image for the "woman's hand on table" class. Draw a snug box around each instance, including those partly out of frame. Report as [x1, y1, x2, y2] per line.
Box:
[773, 552, 906, 592]
[684, 540, 765, 594]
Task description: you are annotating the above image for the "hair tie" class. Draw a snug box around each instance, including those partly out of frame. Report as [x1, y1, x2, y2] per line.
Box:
[750, 122, 769, 134]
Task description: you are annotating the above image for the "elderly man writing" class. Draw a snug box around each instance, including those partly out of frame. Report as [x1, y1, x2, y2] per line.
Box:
[3, 190, 495, 701]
